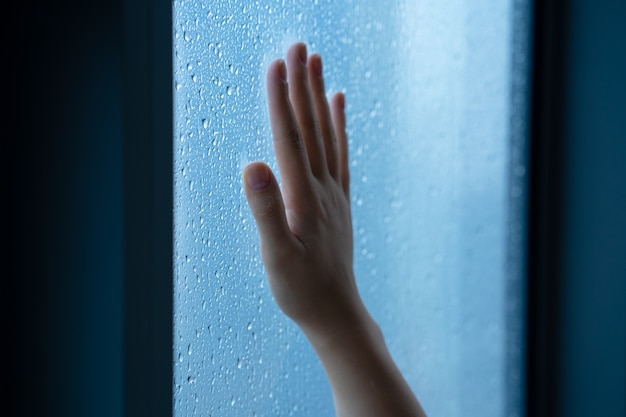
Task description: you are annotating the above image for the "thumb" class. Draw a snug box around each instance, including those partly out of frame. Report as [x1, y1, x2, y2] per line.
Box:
[243, 162, 292, 247]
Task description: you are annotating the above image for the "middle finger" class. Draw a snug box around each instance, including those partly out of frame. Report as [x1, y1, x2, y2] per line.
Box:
[286, 42, 327, 178]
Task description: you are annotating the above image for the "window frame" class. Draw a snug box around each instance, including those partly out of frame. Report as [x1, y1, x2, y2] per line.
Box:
[525, 0, 567, 415]
[123, 1, 174, 416]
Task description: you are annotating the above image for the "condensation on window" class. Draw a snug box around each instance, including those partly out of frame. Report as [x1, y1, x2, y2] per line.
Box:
[173, 1, 522, 416]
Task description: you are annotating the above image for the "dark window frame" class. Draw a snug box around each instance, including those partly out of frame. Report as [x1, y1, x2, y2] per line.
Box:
[123, 0, 174, 416]
[526, 1, 626, 417]
[525, 0, 567, 415]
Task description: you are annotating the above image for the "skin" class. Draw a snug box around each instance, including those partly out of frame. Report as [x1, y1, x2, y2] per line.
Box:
[242, 42, 427, 417]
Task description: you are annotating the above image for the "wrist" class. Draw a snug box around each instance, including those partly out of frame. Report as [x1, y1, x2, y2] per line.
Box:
[299, 297, 385, 359]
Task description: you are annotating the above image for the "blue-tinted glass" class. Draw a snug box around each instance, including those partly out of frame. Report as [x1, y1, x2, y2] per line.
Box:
[173, 1, 526, 416]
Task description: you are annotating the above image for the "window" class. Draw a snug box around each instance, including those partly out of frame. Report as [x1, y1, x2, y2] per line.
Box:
[173, 1, 529, 416]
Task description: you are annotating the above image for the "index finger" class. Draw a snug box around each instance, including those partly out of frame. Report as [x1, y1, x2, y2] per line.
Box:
[267, 58, 314, 202]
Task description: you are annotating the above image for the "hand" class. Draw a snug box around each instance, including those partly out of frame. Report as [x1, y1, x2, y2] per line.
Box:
[243, 42, 426, 417]
[243, 42, 361, 335]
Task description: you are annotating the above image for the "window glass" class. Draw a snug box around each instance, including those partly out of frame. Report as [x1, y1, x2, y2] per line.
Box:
[173, 1, 523, 416]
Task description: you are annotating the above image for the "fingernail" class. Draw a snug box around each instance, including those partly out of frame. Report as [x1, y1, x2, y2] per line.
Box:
[246, 165, 270, 191]
[277, 59, 287, 82]
[337, 92, 345, 110]
[298, 43, 307, 65]
[311, 54, 323, 77]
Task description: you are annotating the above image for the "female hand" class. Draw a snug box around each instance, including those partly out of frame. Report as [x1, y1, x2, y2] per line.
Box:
[243, 42, 359, 335]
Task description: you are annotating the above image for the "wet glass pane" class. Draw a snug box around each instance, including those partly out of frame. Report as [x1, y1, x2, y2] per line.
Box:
[173, 1, 526, 416]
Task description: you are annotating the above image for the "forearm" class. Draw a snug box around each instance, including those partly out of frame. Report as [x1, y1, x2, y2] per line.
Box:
[301, 297, 427, 417]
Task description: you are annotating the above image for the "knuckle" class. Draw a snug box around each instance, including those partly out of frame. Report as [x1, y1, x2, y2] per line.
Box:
[256, 195, 283, 221]
[283, 126, 306, 153]
[312, 121, 323, 141]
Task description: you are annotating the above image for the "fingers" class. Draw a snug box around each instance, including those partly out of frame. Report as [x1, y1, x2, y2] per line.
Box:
[265, 42, 349, 203]
[331, 92, 350, 198]
[286, 42, 327, 177]
[308, 53, 339, 179]
[266, 58, 314, 201]
[243, 162, 295, 248]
